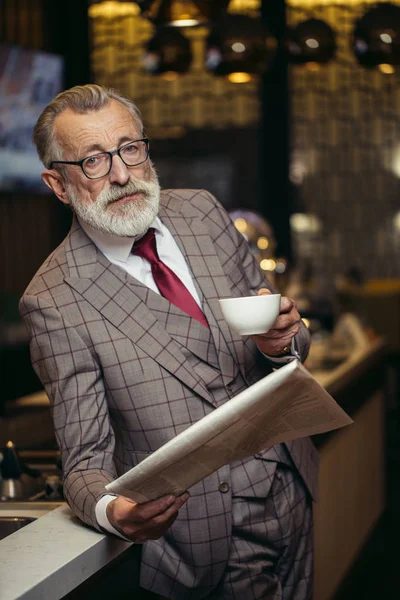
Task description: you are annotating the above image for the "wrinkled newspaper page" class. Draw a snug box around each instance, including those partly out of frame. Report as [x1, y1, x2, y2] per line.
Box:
[106, 360, 352, 503]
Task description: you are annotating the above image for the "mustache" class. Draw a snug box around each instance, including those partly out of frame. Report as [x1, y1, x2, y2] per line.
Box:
[98, 178, 157, 206]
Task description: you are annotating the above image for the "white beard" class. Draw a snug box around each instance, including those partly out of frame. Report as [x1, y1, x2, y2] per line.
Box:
[66, 166, 161, 237]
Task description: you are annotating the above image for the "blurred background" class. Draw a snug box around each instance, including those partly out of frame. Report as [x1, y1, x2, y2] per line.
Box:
[0, 1, 400, 598]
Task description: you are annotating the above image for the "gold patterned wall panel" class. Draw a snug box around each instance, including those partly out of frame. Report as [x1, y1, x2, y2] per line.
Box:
[287, 1, 400, 280]
[0, 0, 45, 50]
[90, 1, 261, 136]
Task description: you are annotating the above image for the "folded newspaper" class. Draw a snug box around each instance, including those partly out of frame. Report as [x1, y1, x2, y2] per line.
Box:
[106, 360, 352, 503]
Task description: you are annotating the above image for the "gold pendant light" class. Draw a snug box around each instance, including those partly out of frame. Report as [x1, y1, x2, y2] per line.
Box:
[205, 13, 277, 82]
[89, 1, 141, 19]
[139, 0, 229, 27]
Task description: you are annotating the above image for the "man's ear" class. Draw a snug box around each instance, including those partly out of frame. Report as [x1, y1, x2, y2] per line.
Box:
[41, 170, 71, 205]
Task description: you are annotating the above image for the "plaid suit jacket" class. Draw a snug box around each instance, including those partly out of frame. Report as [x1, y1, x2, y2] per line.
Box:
[20, 189, 319, 598]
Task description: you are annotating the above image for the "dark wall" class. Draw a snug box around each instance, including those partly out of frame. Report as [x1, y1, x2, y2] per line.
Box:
[0, 0, 82, 410]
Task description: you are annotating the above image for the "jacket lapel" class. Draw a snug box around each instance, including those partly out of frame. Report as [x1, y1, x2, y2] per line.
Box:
[158, 200, 246, 386]
[64, 221, 214, 406]
[133, 283, 220, 370]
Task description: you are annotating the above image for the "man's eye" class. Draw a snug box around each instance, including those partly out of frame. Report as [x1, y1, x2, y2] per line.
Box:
[123, 144, 138, 154]
[87, 156, 100, 165]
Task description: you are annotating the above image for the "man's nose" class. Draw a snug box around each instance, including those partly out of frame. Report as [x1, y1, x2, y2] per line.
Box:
[109, 154, 130, 185]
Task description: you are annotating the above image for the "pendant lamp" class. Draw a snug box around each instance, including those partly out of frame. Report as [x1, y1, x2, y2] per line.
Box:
[142, 26, 193, 78]
[205, 13, 277, 82]
[283, 18, 336, 65]
[137, 0, 228, 27]
[353, 2, 400, 69]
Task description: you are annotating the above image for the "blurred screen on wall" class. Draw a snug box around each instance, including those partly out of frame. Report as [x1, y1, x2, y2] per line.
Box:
[0, 44, 64, 192]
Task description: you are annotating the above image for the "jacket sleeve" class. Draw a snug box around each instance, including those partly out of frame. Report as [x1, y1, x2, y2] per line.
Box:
[195, 189, 311, 363]
[20, 293, 116, 531]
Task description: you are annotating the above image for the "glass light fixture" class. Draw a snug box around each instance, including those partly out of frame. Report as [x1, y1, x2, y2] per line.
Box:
[89, 0, 141, 18]
[283, 18, 336, 65]
[142, 26, 193, 77]
[137, 0, 229, 27]
[205, 13, 277, 82]
[353, 2, 400, 70]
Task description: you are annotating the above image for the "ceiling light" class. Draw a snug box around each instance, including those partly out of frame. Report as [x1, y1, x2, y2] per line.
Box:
[353, 2, 400, 68]
[205, 13, 277, 81]
[380, 32, 393, 44]
[89, 1, 141, 18]
[232, 42, 246, 53]
[137, 0, 230, 28]
[228, 72, 252, 83]
[305, 38, 319, 49]
[379, 63, 395, 74]
[284, 18, 336, 65]
[142, 27, 193, 76]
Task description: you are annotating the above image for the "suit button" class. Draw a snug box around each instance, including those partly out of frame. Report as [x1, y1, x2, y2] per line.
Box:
[219, 481, 230, 493]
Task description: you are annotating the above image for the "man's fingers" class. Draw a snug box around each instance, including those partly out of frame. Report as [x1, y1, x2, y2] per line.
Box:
[107, 492, 190, 543]
[151, 496, 188, 526]
[280, 296, 296, 313]
[268, 322, 300, 337]
[134, 492, 189, 522]
[135, 513, 179, 542]
[256, 325, 299, 344]
[257, 289, 296, 316]
[133, 494, 176, 521]
[123, 493, 189, 542]
[264, 311, 300, 334]
[107, 493, 181, 526]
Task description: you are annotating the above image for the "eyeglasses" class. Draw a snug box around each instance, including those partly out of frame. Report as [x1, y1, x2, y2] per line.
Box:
[49, 138, 150, 180]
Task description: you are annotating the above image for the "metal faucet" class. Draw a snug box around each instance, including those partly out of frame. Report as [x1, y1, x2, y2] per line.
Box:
[0, 441, 45, 500]
[0, 441, 24, 500]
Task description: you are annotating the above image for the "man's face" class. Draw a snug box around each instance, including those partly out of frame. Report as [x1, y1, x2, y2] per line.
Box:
[50, 99, 160, 237]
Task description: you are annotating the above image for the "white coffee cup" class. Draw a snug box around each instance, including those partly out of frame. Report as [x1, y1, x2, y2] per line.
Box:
[218, 294, 281, 336]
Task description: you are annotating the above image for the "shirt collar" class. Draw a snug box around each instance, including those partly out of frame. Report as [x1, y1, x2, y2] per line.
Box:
[78, 216, 163, 263]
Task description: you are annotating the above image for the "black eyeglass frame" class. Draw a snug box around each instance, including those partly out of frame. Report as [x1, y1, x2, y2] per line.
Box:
[49, 137, 150, 180]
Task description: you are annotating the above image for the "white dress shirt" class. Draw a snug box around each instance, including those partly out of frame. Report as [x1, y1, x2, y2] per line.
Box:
[79, 216, 202, 306]
[78, 217, 297, 540]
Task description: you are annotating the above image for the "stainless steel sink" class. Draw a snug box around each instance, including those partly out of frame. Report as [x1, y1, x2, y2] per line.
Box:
[0, 516, 36, 540]
[0, 446, 64, 541]
[0, 501, 64, 541]
[0, 446, 63, 502]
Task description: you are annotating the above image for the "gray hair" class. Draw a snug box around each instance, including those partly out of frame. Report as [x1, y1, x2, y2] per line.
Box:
[33, 84, 144, 169]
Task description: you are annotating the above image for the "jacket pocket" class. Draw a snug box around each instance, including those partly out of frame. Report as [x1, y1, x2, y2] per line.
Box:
[230, 454, 277, 497]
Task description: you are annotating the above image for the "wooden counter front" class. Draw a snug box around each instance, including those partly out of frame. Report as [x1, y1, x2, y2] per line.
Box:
[312, 339, 388, 600]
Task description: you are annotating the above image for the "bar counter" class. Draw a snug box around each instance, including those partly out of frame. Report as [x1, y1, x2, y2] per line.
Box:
[0, 338, 388, 600]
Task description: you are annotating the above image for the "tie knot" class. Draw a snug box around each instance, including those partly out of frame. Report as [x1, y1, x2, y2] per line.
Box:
[131, 228, 159, 263]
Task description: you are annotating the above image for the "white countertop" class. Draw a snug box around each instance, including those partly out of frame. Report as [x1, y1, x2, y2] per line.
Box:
[0, 504, 131, 600]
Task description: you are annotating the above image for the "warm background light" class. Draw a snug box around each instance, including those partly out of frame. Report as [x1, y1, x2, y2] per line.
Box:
[227, 72, 252, 83]
[257, 237, 269, 250]
[287, 0, 390, 6]
[89, 1, 140, 18]
[260, 259, 276, 271]
[90, 0, 262, 134]
[379, 63, 395, 74]
[234, 218, 248, 233]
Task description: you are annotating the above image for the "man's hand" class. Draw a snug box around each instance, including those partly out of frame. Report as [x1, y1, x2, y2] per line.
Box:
[106, 492, 190, 543]
[252, 288, 301, 357]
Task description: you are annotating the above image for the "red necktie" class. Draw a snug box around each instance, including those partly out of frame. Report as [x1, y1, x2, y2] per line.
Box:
[132, 228, 209, 328]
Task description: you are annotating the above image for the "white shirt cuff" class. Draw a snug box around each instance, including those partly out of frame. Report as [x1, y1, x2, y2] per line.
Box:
[95, 494, 132, 542]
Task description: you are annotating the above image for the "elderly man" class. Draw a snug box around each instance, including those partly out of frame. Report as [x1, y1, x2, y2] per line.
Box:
[20, 84, 319, 599]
